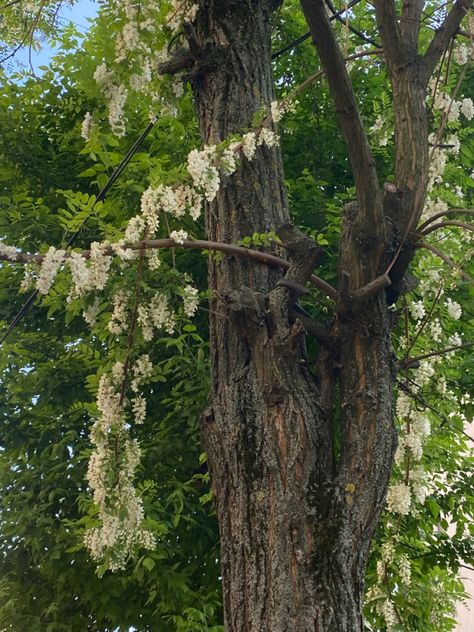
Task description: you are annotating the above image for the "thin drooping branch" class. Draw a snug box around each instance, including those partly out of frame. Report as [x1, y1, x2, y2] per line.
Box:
[415, 241, 474, 285]
[417, 208, 474, 232]
[417, 220, 474, 236]
[372, 0, 407, 66]
[424, 0, 473, 78]
[401, 341, 473, 368]
[400, 0, 425, 52]
[299, 0, 382, 229]
[0, 238, 337, 299]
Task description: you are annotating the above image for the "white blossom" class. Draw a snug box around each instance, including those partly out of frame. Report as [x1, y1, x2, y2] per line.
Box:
[81, 112, 94, 141]
[132, 395, 147, 424]
[170, 229, 188, 244]
[242, 132, 257, 161]
[398, 554, 412, 585]
[409, 300, 425, 321]
[37, 246, 66, 294]
[183, 284, 199, 317]
[93, 63, 110, 85]
[187, 146, 220, 201]
[108, 290, 130, 335]
[257, 127, 279, 148]
[107, 84, 128, 137]
[445, 298, 462, 320]
[83, 298, 100, 328]
[131, 354, 153, 392]
[387, 482, 411, 515]
[125, 215, 146, 242]
[0, 241, 18, 260]
[454, 44, 471, 65]
[460, 97, 474, 121]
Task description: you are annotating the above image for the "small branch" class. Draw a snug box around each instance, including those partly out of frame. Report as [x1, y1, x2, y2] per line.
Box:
[0, 0, 47, 65]
[0, 237, 338, 300]
[417, 220, 474, 237]
[401, 341, 473, 368]
[417, 208, 474, 233]
[398, 377, 474, 443]
[299, 0, 382, 229]
[415, 242, 474, 286]
[403, 285, 444, 362]
[350, 273, 392, 301]
[157, 47, 194, 76]
[288, 307, 332, 347]
[423, 0, 473, 78]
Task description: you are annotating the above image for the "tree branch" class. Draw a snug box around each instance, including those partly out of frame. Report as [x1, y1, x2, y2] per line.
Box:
[417, 220, 474, 236]
[415, 241, 474, 285]
[0, 238, 338, 300]
[423, 0, 473, 78]
[400, 0, 425, 52]
[299, 0, 382, 229]
[372, 0, 407, 66]
[417, 208, 474, 233]
[401, 341, 473, 368]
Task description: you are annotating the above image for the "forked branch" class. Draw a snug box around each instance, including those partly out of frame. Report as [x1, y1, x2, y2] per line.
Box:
[424, 0, 473, 78]
[299, 0, 382, 229]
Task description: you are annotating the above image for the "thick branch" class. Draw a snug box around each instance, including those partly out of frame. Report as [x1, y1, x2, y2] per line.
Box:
[424, 0, 473, 78]
[1, 238, 337, 300]
[400, 0, 425, 52]
[299, 0, 382, 229]
[372, 0, 407, 66]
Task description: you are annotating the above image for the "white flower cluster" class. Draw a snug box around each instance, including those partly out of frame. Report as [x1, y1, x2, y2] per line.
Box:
[0, 241, 18, 260]
[137, 292, 176, 341]
[131, 354, 153, 392]
[170, 229, 188, 244]
[109, 290, 130, 335]
[270, 99, 296, 124]
[141, 184, 202, 235]
[84, 357, 156, 570]
[454, 43, 474, 66]
[187, 146, 221, 202]
[68, 242, 112, 301]
[37, 246, 66, 295]
[183, 284, 199, 317]
[81, 112, 94, 142]
[445, 298, 462, 320]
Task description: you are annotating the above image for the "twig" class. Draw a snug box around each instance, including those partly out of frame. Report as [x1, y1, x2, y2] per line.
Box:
[415, 242, 474, 285]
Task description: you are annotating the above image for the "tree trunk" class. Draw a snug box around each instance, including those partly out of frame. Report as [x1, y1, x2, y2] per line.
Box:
[188, 1, 397, 629]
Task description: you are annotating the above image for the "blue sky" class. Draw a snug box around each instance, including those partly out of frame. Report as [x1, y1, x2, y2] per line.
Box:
[14, 0, 98, 72]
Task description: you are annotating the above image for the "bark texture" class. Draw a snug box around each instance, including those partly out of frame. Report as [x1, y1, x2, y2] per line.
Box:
[172, 0, 467, 629]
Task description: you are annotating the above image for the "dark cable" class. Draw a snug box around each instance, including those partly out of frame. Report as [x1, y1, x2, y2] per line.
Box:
[0, 118, 156, 346]
[271, 0, 364, 60]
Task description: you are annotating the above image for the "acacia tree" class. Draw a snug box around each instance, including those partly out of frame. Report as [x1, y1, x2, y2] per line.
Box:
[1, 1, 473, 631]
[166, 1, 472, 629]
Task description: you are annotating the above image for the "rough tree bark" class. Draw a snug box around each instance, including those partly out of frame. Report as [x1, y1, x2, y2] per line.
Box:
[160, 0, 471, 629]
